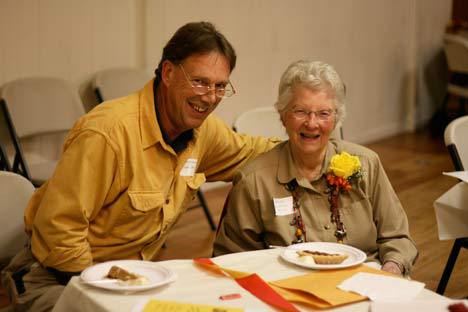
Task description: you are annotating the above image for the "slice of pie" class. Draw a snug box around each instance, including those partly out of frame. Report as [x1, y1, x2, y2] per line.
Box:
[106, 265, 148, 285]
[296, 250, 348, 264]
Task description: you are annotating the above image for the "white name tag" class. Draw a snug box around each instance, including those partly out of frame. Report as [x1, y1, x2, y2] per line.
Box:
[273, 196, 294, 216]
[180, 158, 197, 177]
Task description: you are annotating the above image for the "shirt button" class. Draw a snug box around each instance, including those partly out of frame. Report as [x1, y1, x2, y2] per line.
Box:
[165, 199, 170, 204]
[324, 224, 331, 230]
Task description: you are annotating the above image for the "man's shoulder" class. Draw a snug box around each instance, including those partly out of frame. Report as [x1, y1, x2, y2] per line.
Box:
[74, 94, 140, 134]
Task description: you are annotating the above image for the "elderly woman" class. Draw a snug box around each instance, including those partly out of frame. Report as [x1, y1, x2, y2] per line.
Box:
[213, 60, 418, 275]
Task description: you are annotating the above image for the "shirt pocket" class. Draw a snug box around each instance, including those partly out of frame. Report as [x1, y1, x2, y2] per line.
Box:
[340, 189, 368, 215]
[128, 191, 165, 212]
[181, 173, 206, 208]
[184, 173, 206, 191]
[112, 191, 165, 240]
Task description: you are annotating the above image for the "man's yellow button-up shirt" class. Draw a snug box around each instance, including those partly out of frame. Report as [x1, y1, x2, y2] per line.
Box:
[24, 80, 280, 272]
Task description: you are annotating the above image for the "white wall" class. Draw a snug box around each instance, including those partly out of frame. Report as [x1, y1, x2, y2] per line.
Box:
[0, 0, 138, 110]
[144, 0, 451, 143]
[414, 0, 453, 128]
[0, 0, 452, 144]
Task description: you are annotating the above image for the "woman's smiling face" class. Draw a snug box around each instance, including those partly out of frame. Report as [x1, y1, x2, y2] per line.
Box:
[282, 85, 337, 158]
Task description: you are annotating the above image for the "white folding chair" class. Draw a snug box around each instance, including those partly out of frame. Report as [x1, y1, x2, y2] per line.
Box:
[0, 77, 85, 186]
[93, 67, 153, 103]
[430, 34, 468, 136]
[444, 34, 468, 107]
[0, 100, 31, 179]
[436, 115, 468, 294]
[0, 171, 35, 268]
[233, 106, 343, 140]
[233, 106, 288, 140]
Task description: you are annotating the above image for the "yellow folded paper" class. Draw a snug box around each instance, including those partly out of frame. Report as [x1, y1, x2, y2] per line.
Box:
[142, 299, 244, 312]
[269, 265, 395, 309]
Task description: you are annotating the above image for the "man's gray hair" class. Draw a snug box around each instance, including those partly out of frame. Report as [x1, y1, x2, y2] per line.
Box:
[274, 60, 346, 125]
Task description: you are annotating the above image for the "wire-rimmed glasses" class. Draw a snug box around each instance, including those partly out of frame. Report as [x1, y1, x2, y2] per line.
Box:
[179, 64, 236, 99]
[289, 108, 336, 122]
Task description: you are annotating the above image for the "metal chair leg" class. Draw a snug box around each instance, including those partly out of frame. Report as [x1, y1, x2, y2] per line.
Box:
[197, 190, 216, 231]
[436, 238, 462, 295]
[459, 97, 466, 116]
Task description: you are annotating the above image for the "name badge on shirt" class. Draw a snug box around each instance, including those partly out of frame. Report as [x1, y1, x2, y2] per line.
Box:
[180, 158, 197, 177]
[273, 196, 294, 216]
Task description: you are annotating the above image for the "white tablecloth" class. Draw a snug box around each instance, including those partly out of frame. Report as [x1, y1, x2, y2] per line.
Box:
[52, 248, 444, 312]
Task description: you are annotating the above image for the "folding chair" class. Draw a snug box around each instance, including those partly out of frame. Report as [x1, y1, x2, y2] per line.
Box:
[436, 115, 468, 295]
[0, 100, 31, 179]
[93, 68, 217, 230]
[233, 106, 344, 140]
[0, 171, 35, 269]
[0, 143, 10, 171]
[443, 34, 468, 117]
[0, 77, 85, 186]
[431, 34, 468, 136]
[93, 67, 153, 103]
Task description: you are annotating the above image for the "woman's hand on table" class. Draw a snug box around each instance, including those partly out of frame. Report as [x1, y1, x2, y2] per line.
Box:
[381, 261, 403, 276]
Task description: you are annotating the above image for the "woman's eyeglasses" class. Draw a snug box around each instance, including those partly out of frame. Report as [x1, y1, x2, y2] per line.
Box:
[289, 108, 336, 121]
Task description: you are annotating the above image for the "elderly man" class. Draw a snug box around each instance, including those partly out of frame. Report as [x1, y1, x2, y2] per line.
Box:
[1, 21, 279, 311]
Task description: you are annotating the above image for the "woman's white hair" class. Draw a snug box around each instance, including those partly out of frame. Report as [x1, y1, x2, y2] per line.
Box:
[274, 60, 346, 125]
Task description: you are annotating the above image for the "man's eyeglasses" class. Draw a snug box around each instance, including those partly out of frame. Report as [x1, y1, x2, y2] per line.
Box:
[179, 64, 236, 99]
[289, 108, 336, 122]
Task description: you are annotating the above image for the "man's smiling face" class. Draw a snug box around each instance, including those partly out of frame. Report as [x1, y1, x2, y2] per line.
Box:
[160, 51, 231, 140]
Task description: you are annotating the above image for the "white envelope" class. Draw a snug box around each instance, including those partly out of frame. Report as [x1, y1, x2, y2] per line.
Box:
[433, 182, 468, 240]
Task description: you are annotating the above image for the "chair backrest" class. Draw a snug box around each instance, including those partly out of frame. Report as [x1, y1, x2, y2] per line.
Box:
[444, 115, 468, 171]
[0, 77, 85, 138]
[0, 171, 35, 261]
[93, 67, 153, 102]
[233, 106, 343, 140]
[443, 34, 468, 74]
[233, 106, 288, 140]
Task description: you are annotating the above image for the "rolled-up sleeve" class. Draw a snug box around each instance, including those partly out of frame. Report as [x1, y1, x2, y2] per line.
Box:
[26, 129, 120, 272]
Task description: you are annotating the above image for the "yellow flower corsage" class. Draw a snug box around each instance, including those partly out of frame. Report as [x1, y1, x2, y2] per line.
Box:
[326, 151, 362, 242]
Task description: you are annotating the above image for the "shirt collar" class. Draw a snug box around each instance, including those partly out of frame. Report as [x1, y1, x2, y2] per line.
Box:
[277, 141, 339, 191]
[139, 78, 161, 149]
[152, 79, 193, 153]
[139, 78, 195, 152]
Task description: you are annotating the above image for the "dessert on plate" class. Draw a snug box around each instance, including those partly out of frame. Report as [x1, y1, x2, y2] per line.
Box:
[296, 250, 348, 264]
[106, 265, 149, 285]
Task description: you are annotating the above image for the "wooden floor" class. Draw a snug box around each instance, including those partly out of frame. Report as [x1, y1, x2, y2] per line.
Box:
[157, 129, 468, 298]
[1, 129, 466, 308]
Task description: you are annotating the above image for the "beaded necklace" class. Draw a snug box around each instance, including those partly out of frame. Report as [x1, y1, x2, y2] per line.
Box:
[285, 179, 347, 244]
[286, 181, 307, 243]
